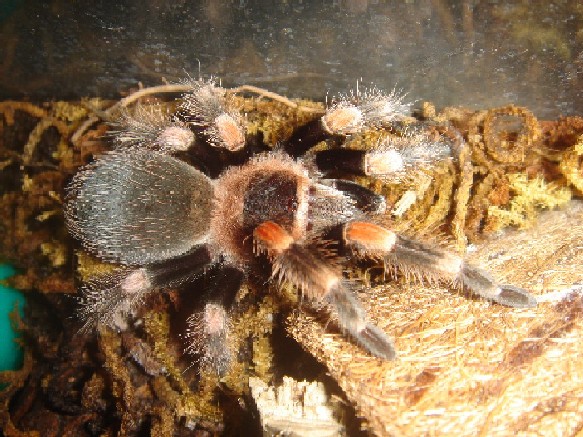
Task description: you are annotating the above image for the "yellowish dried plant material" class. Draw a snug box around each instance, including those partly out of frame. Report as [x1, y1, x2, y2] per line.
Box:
[559, 134, 583, 194]
[486, 173, 572, 232]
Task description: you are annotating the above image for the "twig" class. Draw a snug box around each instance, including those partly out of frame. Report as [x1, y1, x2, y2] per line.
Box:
[228, 85, 325, 114]
[104, 84, 192, 117]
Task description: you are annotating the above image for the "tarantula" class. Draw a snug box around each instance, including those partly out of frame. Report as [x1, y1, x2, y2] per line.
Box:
[65, 79, 537, 373]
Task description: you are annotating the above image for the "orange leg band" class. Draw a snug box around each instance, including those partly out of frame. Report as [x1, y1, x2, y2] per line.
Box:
[344, 221, 397, 253]
[253, 221, 294, 255]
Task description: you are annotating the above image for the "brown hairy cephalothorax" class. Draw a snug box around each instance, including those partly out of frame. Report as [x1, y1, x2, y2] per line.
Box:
[64, 78, 537, 374]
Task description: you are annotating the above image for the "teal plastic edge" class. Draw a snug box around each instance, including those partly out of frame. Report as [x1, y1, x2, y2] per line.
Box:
[0, 264, 25, 372]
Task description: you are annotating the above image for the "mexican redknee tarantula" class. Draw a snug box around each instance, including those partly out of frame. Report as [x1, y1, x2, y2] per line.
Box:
[65, 79, 537, 374]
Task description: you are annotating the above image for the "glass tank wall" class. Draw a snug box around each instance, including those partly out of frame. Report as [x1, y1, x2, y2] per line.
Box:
[0, 0, 581, 118]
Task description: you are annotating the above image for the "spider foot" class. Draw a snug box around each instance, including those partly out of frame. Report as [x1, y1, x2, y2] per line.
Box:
[78, 267, 153, 333]
[460, 266, 537, 308]
[185, 302, 234, 376]
[325, 283, 396, 360]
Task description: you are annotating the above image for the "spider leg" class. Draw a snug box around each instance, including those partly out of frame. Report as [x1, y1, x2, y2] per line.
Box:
[343, 221, 537, 308]
[284, 117, 342, 158]
[314, 148, 405, 177]
[108, 104, 196, 153]
[319, 179, 386, 214]
[287, 124, 452, 179]
[178, 78, 246, 151]
[284, 86, 410, 158]
[78, 247, 212, 332]
[146, 247, 213, 287]
[253, 221, 396, 360]
[184, 267, 243, 375]
[313, 135, 453, 178]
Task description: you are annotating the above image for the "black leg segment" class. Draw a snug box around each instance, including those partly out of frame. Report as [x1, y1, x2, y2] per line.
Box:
[320, 179, 386, 214]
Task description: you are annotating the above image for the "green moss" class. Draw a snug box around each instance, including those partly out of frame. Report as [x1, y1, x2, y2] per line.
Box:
[487, 174, 572, 231]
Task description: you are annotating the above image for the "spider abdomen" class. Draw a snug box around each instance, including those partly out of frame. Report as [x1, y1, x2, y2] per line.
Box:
[65, 150, 214, 265]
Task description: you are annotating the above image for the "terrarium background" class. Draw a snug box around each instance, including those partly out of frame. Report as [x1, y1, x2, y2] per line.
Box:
[0, 1, 581, 118]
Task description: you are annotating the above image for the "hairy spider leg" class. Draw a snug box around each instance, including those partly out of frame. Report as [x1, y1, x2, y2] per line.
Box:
[285, 86, 410, 158]
[313, 139, 451, 178]
[253, 221, 396, 360]
[79, 247, 213, 332]
[343, 222, 537, 308]
[283, 100, 373, 159]
[319, 179, 387, 214]
[184, 267, 243, 375]
[179, 78, 246, 151]
[109, 104, 195, 153]
[285, 117, 449, 179]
